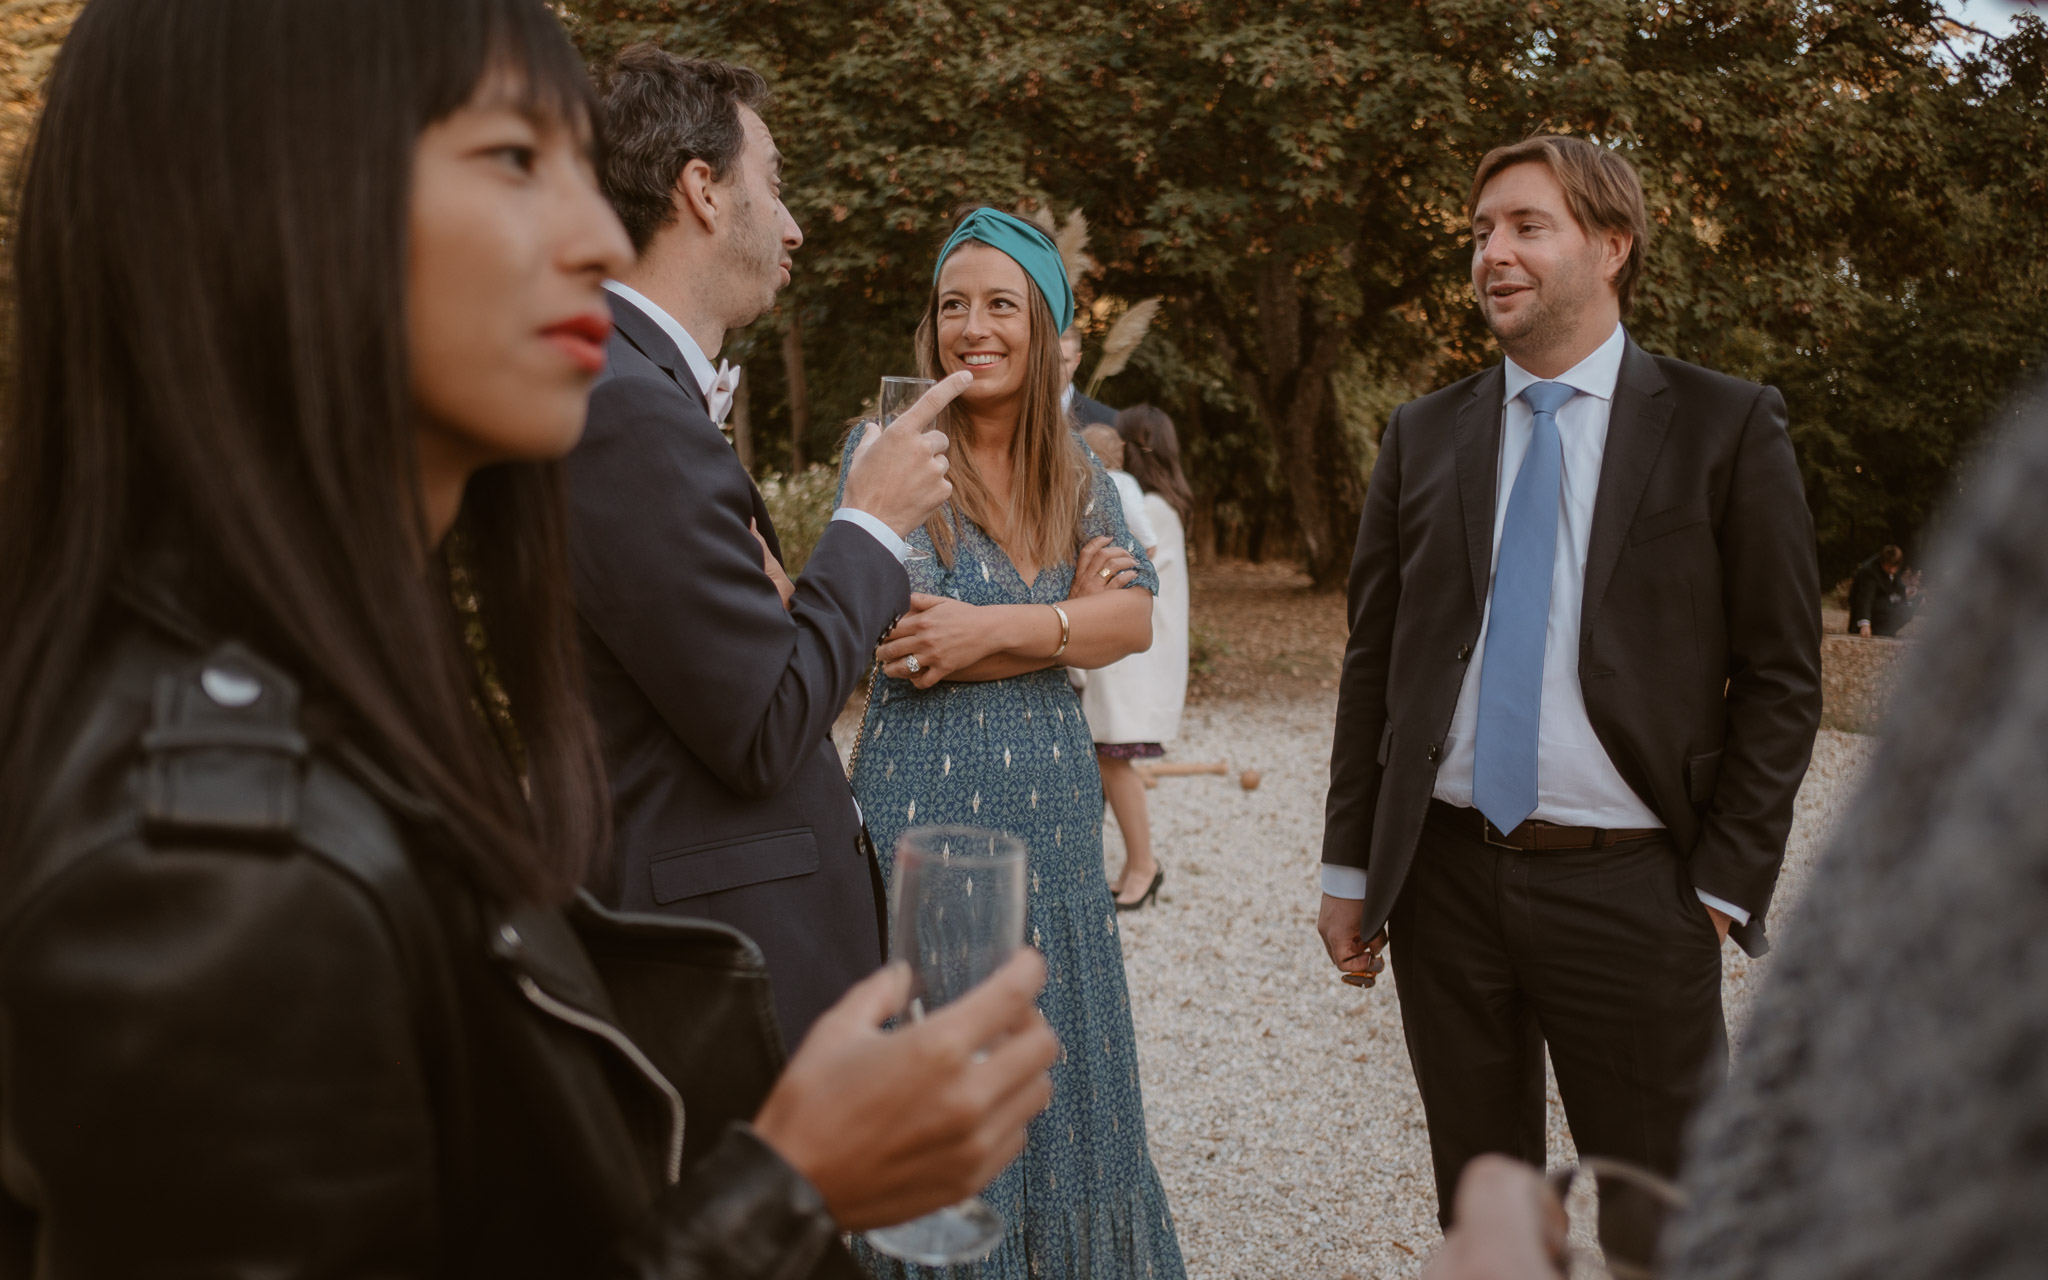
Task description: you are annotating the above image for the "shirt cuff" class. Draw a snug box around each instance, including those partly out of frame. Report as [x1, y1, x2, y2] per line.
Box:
[1325, 866, 1742, 921]
[1694, 889, 1751, 927]
[1320, 864, 1368, 900]
[831, 508, 909, 564]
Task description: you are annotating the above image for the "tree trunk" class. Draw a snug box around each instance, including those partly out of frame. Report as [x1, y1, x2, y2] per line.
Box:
[1183, 389, 1217, 564]
[1215, 259, 1363, 590]
[781, 313, 810, 471]
[730, 368, 754, 472]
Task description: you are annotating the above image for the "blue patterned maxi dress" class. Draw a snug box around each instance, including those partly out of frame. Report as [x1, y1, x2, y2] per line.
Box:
[838, 426, 1187, 1280]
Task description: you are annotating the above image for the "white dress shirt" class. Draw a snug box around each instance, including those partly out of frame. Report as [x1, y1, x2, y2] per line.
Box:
[602, 280, 908, 564]
[1321, 324, 1747, 926]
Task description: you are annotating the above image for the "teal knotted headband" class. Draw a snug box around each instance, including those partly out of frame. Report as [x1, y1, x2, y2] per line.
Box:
[932, 208, 1075, 334]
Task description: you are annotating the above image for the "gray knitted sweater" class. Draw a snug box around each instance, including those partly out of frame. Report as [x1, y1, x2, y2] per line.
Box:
[1665, 379, 2048, 1279]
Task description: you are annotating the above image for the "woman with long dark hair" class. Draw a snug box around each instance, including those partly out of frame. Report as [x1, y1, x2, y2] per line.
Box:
[838, 207, 1187, 1280]
[1084, 403, 1196, 910]
[0, 3, 1052, 1273]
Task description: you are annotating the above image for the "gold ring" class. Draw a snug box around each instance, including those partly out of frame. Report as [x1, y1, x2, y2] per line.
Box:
[1099, 566, 1114, 580]
[904, 654, 922, 674]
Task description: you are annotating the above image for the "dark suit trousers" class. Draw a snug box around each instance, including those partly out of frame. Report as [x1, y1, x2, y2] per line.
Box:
[1387, 803, 1726, 1229]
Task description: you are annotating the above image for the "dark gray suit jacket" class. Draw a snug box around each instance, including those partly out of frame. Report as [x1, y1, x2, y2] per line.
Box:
[1070, 389, 1118, 427]
[565, 294, 909, 1042]
[1321, 339, 1822, 957]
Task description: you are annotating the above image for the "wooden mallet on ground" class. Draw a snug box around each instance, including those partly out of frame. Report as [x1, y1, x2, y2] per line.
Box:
[1130, 761, 1259, 790]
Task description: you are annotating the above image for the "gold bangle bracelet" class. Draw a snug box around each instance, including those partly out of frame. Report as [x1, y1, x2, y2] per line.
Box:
[1048, 603, 1072, 659]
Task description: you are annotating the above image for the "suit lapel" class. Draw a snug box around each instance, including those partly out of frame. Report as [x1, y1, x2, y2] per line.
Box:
[604, 293, 784, 562]
[1580, 340, 1674, 638]
[1452, 365, 1506, 617]
[605, 292, 709, 412]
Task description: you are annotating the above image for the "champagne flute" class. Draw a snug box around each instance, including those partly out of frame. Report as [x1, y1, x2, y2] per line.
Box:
[862, 826, 1028, 1266]
[878, 376, 937, 564]
[1547, 1156, 1687, 1279]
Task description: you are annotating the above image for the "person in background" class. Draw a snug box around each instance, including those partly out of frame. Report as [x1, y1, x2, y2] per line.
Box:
[840, 206, 1185, 1280]
[1847, 543, 1918, 637]
[1083, 406, 1196, 910]
[1318, 135, 1822, 1229]
[1060, 327, 1119, 426]
[567, 47, 963, 1043]
[1081, 423, 1160, 554]
[0, 2, 1056, 1274]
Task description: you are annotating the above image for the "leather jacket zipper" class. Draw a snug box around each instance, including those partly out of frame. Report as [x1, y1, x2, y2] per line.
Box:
[515, 974, 687, 1183]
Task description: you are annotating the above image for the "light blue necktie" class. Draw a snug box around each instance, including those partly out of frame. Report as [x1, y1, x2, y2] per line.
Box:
[1472, 380, 1577, 836]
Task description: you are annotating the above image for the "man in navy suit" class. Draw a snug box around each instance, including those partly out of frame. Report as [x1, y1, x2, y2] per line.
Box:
[567, 47, 963, 1042]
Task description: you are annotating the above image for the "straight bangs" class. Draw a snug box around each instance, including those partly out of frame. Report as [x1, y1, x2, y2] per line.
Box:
[915, 247, 1092, 573]
[0, 0, 607, 902]
[418, 0, 604, 157]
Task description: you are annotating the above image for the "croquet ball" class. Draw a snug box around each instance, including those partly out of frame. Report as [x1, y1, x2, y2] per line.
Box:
[1239, 769, 1262, 791]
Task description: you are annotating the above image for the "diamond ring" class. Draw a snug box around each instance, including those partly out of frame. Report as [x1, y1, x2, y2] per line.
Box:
[904, 654, 922, 674]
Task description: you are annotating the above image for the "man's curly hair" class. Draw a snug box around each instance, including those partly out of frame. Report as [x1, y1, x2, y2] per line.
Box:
[596, 46, 768, 254]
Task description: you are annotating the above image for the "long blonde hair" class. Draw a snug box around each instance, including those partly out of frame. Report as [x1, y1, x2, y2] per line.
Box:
[914, 245, 1091, 572]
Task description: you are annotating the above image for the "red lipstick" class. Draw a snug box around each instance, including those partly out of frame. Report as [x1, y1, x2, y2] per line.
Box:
[543, 311, 613, 374]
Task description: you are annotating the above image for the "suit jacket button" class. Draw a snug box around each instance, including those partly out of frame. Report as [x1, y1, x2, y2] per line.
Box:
[1425, 744, 1442, 762]
[1457, 644, 1473, 662]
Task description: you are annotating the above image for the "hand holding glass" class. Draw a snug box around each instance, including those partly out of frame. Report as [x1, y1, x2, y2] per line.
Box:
[862, 826, 1028, 1265]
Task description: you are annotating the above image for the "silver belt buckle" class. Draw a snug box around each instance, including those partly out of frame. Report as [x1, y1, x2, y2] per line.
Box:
[1481, 816, 1521, 849]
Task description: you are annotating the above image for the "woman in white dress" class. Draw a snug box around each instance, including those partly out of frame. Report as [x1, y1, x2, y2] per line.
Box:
[1083, 405, 1195, 909]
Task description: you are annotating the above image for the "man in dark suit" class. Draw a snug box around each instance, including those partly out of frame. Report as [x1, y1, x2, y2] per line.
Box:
[1060, 328, 1118, 426]
[567, 48, 964, 1042]
[1317, 136, 1822, 1226]
[1848, 544, 1918, 637]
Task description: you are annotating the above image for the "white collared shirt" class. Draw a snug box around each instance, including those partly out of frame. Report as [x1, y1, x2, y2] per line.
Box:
[603, 280, 717, 399]
[1321, 324, 1748, 926]
[1437, 322, 1650, 828]
[602, 280, 908, 564]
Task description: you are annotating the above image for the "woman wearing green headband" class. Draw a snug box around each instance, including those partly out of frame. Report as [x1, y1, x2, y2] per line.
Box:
[836, 205, 1187, 1280]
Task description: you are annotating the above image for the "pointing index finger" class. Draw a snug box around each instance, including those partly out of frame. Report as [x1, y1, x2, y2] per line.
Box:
[888, 369, 975, 433]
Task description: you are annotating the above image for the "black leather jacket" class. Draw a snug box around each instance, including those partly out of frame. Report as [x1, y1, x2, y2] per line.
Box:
[0, 595, 863, 1278]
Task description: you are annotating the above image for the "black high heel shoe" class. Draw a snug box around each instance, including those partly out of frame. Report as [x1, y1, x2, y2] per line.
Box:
[1114, 868, 1164, 912]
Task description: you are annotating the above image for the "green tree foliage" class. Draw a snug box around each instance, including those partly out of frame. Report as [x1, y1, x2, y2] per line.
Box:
[566, 1, 1062, 472]
[562, 0, 2047, 586]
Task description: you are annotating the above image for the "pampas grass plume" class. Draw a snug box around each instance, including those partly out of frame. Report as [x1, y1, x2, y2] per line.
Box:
[1085, 298, 1162, 396]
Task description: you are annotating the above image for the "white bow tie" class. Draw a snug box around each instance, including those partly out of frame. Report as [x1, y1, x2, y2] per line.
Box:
[706, 360, 741, 429]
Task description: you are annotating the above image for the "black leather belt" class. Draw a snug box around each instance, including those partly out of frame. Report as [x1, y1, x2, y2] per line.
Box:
[1428, 799, 1662, 851]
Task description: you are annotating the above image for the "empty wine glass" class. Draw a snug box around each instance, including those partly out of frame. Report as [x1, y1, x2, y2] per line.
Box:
[862, 826, 1028, 1266]
[1547, 1156, 1687, 1280]
[879, 376, 937, 563]
[879, 375, 936, 426]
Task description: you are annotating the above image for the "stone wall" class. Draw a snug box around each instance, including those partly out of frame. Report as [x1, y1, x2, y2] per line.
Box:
[1818, 609, 1913, 735]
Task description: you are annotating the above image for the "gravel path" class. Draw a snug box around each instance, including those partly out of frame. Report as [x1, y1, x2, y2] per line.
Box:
[1103, 696, 1878, 1279]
